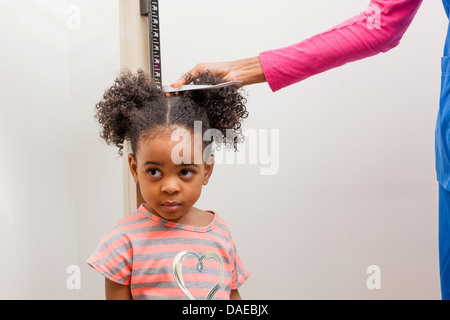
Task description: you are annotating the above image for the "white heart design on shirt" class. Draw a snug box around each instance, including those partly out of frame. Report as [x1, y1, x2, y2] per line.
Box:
[172, 251, 224, 300]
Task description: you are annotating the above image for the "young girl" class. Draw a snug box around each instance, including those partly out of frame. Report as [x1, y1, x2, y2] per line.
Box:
[86, 70, 250, 300]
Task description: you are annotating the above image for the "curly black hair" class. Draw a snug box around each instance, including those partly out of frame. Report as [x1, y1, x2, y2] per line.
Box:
[95, 69, 248, 156]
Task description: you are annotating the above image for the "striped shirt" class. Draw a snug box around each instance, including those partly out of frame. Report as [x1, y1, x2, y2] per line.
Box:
[86, 205, 249, 300]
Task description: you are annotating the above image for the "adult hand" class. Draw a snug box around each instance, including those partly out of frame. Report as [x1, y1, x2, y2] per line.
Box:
[170, 57, 267, 88]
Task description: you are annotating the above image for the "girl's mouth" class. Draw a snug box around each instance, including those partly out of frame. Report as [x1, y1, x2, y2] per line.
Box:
[161, 202, 182, 212]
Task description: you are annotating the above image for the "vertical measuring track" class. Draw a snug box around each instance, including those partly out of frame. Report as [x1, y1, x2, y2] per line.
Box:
[140, 0, 162, 88]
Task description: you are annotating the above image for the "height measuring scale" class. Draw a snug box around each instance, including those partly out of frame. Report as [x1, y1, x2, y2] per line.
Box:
[140, 0, 162, 88]
[139, 0, 241, 92]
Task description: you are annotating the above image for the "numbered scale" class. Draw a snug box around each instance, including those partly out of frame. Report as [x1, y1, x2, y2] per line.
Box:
[140, 0, 241, 92]
[140, 0, 162, 88]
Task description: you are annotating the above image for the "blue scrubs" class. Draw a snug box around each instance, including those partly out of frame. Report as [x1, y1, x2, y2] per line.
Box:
[437, 0, 450, 300]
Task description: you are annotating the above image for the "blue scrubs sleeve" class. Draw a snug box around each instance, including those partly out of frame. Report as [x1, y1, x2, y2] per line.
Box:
[436, 1, 450, 190]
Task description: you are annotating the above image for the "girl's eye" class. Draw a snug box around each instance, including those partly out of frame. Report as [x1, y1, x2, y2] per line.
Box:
[180, 169, 194, 178]
[147, 169, 162, 178]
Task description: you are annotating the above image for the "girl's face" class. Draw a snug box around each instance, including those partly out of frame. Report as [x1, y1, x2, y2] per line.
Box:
[128, 126, 214, 222]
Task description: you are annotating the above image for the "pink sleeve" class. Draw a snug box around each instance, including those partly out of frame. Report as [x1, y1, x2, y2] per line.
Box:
[259, 0, 423, 92]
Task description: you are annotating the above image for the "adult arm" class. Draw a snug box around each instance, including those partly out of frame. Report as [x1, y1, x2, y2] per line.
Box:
[171, 0, 423, 91]
[260, 0, 423, 91]
[170, 57, 266, 88]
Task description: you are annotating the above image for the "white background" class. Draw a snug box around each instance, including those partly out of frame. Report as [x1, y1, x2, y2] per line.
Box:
[0, 0, 447, 299]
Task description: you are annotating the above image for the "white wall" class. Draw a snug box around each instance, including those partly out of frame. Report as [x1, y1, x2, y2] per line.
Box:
[0, 0, 446, 300]
[0, 0, 122, 299]
[160, 0, 446, 299]
[67, 0, 123, 300]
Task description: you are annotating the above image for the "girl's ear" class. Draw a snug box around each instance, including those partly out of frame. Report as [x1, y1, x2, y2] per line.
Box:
[203, 155, 215, 186]
[128, 153, 139, 184]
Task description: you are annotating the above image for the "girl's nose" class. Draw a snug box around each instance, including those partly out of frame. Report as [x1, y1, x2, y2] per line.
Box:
[161, 177, 181, 194]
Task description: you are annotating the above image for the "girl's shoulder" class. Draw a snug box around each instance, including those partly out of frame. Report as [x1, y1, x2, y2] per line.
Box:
[113, 207, 149, 228]
[208, 211, 234, 235]
[103, 207, 153, 241]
